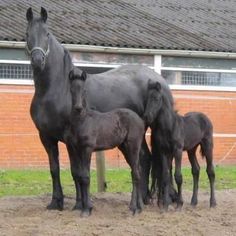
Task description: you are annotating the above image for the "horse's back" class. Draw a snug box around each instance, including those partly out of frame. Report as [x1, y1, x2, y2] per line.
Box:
[183, 112, 213, 147]
[184, 112, 213, 130]
[85, 65, 172, 116]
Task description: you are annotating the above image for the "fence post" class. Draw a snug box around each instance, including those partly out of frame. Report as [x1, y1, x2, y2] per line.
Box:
[96, 151, 106, 192]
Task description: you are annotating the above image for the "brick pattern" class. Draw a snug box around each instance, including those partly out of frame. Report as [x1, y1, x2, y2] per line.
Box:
[0, 85, 236, 169]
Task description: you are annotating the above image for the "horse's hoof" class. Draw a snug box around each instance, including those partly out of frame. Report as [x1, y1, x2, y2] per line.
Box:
[170, 189, 178, 203]
[47, 198, 64, 211]
[191, 198, 198, 207]
[176, 204, 183, 211]
[80, 209, 92, 218]
[131, 208, 142, 216]
[143, 193, 151, 205]
[73, 202, 83, 211]
[210, 200, 217, 208]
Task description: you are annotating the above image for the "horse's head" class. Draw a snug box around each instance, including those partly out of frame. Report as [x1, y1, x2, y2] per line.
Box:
[26, 7, 50, 71]
[143, 80, 162, 126]
[69, 68, 87, 114]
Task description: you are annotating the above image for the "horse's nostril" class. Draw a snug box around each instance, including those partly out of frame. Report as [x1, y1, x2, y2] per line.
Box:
[74, 106, 83, 113]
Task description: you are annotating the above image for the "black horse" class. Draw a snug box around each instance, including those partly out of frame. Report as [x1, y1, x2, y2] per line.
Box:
[26, 7, 176, 211]
[144, 81, 216, 208]
[143, 80, 179, 210]
[69, 68, 145, 216]
[171, 112, 216, 208]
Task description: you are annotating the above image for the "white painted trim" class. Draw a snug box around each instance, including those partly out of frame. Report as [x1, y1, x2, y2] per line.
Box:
[161, 67, 236, 73]
[0, 79, 34, 85]
[154, 55, 161, 74]
[214, 133, 236, 138]
[145, 132, 236, 138]
[0, 60, 30, 64]
[1, 41, 236, 59]
[170, 85, 236, 92]
[73, 62, 120, 68]
[173, 94, 236, 100]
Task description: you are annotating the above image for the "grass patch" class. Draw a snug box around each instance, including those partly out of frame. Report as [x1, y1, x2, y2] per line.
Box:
[0, 165, 235, 197]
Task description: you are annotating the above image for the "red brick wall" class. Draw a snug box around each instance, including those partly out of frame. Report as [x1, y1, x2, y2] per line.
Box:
[0, 84, 236, 169]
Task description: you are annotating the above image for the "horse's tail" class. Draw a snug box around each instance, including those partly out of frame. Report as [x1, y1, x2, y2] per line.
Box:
[199, 143, 206, 159]
[199, 137, 213, 159]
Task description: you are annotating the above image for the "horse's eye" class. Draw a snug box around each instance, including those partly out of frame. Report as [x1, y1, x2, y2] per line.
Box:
[47, 32, 50, 37]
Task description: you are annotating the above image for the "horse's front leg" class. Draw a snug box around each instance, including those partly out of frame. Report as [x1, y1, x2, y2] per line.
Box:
[39, 133, 63, 210]
[78, 147, 93, 217]
[160, 153, 172, 211]
[66, 144, 82, 210]
[174, 149, 183, 210]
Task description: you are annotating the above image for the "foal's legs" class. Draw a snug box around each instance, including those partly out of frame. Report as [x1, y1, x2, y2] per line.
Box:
[139, 139, 152, 204]
[78, 147, 93, 217]
[160, 153, 172, 211]
[119, 143, 143, 214]
[66, 144, 82, 210]
[174, 149, 183, 209]
[40, 133, 63, 210]
[202, 140, 216, 207]
[187, 146, 200, 206]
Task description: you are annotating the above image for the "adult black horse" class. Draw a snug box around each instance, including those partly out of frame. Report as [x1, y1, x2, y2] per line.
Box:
[25, 7, 175, 211]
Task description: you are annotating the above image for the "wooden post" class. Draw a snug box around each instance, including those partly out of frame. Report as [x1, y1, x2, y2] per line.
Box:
[96, 151, 106, 192]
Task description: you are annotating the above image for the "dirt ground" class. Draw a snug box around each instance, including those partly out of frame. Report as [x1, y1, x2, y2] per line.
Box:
[0, 190, 235, 236]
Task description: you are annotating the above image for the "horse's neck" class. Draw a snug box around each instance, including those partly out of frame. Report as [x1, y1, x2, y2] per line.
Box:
[33, 37, 72, 97]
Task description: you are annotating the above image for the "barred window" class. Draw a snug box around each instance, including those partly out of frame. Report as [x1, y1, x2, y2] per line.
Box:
[182, 71, 220, 86]
[0, 63, 113, 81]
[162, 70, 236, 87]
[0, 63, 32, 80]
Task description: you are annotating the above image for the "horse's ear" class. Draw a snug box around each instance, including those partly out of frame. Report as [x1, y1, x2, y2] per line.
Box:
[69, 70, 74, 81]
[26, 7, 33, 22]
[155, 82, 161, 91]
[40, 7, 48, 23]
[81, 71, 87, 81]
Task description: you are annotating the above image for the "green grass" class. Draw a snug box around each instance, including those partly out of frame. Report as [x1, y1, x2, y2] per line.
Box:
[0, 165, 235, 197]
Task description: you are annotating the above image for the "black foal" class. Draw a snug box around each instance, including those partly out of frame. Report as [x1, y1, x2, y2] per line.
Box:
[171, 111, 216, 208]
[144, 79, 216, 209]
[68, 68, 145, 216]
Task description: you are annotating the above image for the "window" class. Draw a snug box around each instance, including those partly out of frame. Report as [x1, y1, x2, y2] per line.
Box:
[161, 57, 236, 90]
[0, 63, 32, 80]
[162, 70, 236, 87]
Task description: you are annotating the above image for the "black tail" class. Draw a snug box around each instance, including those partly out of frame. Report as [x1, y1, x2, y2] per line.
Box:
[200, 138, 213, 159]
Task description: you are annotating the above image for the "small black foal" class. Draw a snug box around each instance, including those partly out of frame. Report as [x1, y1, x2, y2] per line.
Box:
[144, 79, 216, 209]
[68, 68, 145, 216]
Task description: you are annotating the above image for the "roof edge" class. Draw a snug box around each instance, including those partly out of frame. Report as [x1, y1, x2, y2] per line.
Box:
[0, 41, 236, 59]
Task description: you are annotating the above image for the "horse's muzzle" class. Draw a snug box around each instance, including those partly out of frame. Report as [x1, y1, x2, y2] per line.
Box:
[31, 51, 46, 71]
[73, 105, 83, 114]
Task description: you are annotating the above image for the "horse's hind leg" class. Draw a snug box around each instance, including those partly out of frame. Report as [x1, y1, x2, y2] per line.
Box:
[202, 140, 216, 207]
[187, 146, 200, 207]
[174, 149, 183, 209]
[40, 133, 64, 210]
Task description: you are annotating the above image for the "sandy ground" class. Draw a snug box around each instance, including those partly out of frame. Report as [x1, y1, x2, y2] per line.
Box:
[0, 190, 235, 236]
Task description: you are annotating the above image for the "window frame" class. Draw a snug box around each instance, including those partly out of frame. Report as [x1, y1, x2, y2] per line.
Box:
[161, 66, 236, 92]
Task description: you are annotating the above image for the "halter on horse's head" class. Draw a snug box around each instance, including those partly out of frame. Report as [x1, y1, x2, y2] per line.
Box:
[26, 7, 50, 71]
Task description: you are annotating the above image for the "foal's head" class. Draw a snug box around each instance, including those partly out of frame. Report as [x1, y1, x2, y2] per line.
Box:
[69, 68, 87, 114]
[143, 80, 162, 126]
[26, 7, 50, 71]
